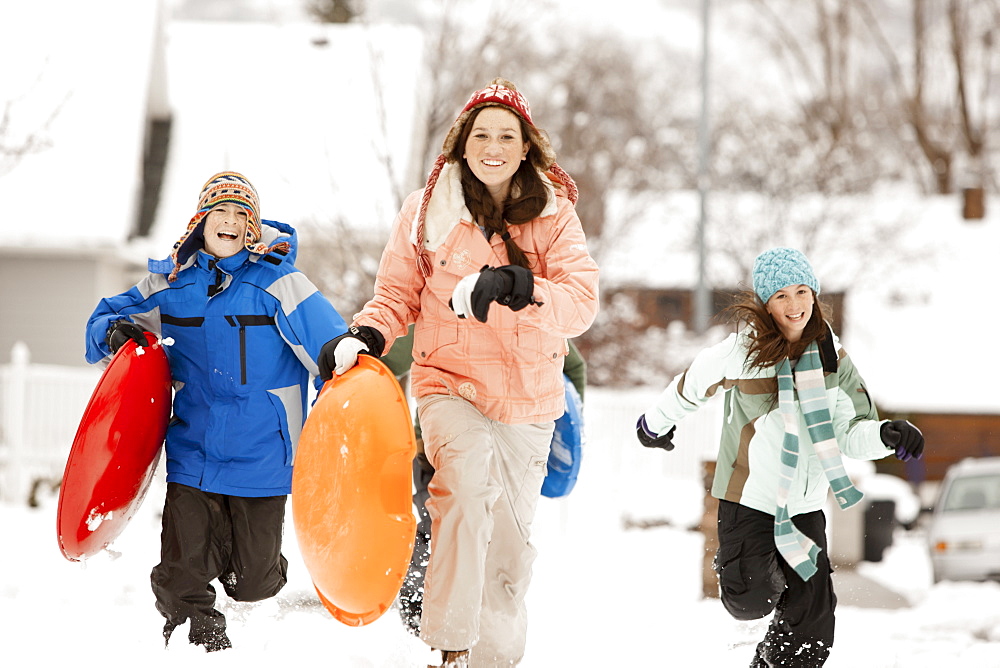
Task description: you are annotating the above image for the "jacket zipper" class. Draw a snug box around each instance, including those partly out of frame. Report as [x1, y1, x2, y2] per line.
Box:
[224, 315, 249, 385]
[226, 315, 277, 385]
[239, 325, 247, 384]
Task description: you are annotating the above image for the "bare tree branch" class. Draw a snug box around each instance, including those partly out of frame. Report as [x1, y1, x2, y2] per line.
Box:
[0, 67, 69, 178]
[747, 0, 823, 95]
[850, 0, 967, 193]
[306, 0, 361, 24]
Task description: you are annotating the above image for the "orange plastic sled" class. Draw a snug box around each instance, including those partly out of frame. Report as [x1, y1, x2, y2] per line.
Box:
[57, 333, 172, 561]
[291, 354, 417, 626]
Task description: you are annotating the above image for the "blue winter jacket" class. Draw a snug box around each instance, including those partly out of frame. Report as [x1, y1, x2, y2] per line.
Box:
[85, 220, 347, 497]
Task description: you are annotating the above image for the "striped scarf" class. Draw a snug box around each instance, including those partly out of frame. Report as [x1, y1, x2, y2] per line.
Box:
[774, 341, 863, 581]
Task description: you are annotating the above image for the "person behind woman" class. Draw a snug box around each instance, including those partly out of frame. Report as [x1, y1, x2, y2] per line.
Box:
[635, 247, 923, 667]
[318, 78, 599, 667]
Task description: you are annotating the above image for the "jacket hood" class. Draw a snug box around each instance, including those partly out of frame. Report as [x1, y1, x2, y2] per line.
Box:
[257, 219, 299, 264]
[149, 219, 298, 275]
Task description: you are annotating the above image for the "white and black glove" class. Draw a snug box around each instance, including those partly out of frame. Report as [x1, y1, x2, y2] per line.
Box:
[450, 265, 538, 323]
[317, 326, 386, 380]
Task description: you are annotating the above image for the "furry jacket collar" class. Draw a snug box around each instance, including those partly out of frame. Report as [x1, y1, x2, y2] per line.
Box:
[409, 161, 560, 251]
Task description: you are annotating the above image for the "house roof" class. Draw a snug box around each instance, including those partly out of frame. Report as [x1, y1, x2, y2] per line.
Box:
[0, 0, 161, 251]
[138, 20, 425, 263]
[845, 194, 999, 414]
[0, 3, 425, 262]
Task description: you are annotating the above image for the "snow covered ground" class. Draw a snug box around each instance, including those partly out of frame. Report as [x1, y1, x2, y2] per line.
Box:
[5, 463, 1000, 667]
[3, 2, 999, 663]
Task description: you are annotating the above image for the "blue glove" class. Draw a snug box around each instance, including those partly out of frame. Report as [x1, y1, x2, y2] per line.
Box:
[636, 415, 675, 451]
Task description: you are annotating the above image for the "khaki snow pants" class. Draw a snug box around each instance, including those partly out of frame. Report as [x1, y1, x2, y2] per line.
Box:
[417, 394, 554, 667]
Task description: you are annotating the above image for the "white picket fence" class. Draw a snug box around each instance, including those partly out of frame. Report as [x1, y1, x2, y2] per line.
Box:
[0, 341, 723, 513]
[0, 343, 101, 504]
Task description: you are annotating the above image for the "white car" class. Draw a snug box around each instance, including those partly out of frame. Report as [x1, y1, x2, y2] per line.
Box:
[927, 456, 1000, 583]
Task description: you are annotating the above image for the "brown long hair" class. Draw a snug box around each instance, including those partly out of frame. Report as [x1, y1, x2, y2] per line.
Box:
[724, 289, 830, 370]
[448, 106, 549, 270]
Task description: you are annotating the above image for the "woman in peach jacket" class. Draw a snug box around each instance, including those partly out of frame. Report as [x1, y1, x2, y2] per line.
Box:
[318, 78, 599, 667]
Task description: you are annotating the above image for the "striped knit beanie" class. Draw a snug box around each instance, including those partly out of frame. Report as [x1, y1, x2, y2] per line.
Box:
[752, 247, 820, 303]
[413, 78, 578, 277]
[168, 171, 287, 282]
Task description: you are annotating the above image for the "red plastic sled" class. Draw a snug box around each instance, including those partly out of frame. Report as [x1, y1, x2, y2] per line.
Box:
[56, 332, 172, 561]
[292, 355, 417, 626]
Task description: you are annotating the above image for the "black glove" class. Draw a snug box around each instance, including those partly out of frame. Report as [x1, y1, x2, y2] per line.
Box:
[880, 419, 925, 462]
[636, 415, 676, 451]
[452, 265, 538, 323]
[106, 319, 149, 353]
[318, 326, 386, 381]
[485, 265, 535, 311]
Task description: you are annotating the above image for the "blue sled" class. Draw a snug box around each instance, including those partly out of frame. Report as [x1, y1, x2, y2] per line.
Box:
[541, 375, 584, 498]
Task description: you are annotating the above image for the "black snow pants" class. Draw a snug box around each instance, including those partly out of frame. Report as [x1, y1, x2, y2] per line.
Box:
[150, 482, 288, 642]
[397, 451, 434, 634]
[714, 500, 836, 667]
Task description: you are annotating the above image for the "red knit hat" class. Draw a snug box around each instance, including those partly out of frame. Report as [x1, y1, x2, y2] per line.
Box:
[414, 78, 578, 277]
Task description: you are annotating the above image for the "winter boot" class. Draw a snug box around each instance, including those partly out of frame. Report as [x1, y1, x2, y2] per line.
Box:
[189, 625, 232, 652]
[428, 649, 470, 667]
[397, 569, 424, 636]
[397, 588, 422, 636]
[161, 619, 180, 648]
[188, 613, 232, 652]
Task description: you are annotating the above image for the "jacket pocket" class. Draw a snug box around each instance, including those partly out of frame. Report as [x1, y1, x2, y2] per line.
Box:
[714, 542, 745, 595]
[515, 324, 564, 367]
[413, 320, 459, 365]
[265, 390, 295, 465]
[424, 242, 478, 307]
[225, 314, 277, 385]
[512, 453, 549, 530]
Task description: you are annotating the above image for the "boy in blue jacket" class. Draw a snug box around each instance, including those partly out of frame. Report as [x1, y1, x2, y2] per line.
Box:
[85, 171, 347, 651]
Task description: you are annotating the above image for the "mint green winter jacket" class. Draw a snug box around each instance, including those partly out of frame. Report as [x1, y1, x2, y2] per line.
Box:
[643, 328, 892, 517]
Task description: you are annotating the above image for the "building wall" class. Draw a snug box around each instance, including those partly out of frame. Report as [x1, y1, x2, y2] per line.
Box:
[876, 411, 1000, 483]
[0, 250, 137, 366]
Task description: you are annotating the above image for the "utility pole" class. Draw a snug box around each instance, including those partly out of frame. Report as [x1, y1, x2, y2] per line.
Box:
[694, 0, 712, 334]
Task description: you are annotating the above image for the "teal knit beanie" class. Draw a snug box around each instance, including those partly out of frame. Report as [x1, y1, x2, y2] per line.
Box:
[752, 247, 820, 303]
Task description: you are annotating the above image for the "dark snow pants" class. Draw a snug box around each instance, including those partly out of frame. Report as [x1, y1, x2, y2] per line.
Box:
[150, 482, 288, 642]
[714, 500, 836, 667]
[398, 451, 435, 634]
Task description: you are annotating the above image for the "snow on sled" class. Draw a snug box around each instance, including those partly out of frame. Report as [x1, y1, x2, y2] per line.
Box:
[57, 332, 172, 561]
[541, 375, 585, 498]
[291, 354, 417, 626]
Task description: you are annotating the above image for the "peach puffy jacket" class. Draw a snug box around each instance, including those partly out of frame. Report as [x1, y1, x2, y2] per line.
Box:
[353, 163, 599, 424]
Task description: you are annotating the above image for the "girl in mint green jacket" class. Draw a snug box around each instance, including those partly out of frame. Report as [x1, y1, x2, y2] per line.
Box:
[636, 247, 924, 668]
